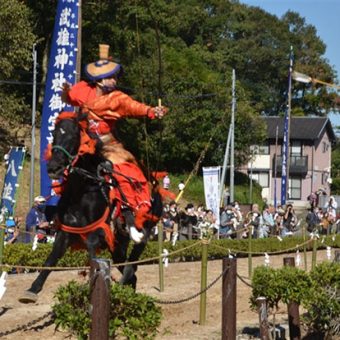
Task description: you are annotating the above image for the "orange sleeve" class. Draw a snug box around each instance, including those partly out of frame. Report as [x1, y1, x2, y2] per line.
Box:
[88, 91, 156, 120]
[67, 81, 97, 107]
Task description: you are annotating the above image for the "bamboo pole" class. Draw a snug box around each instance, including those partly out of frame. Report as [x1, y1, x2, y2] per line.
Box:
[158, 222, 164, 292]
[302, 224, 307, 271]
[311, 236, 317, 270]
[199, 241, 208, 325]
[248, 226, 253, 278]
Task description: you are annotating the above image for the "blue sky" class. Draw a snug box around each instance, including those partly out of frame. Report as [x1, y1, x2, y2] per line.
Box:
[240, 0, 340, 128]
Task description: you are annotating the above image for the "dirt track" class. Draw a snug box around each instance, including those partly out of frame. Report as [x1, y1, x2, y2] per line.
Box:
[0, 249, 332, 339]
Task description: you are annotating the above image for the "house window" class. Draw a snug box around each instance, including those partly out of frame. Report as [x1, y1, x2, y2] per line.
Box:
[250, 171, 269, 188]
[322, 142, 329, 153]
[250, 143, 269, 155]
[288, 177, 301, 200]
[322, 171, 330, 185]
[290, 141, 302, 155]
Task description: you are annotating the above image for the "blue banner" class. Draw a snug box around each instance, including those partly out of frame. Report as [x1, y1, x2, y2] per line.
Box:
[281, 113, 289, 205]
[40, 0, 80, 205]
[1, 147, 26, 216]
[281, 47, 293, 205]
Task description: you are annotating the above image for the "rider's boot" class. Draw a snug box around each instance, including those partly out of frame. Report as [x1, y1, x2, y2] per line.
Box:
[121, 208, 144, 244]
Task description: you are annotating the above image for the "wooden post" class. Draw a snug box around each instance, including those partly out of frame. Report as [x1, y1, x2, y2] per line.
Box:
[256, 297, 271, 339]
[222, 258, 237, 340]
[302, 225, 307, 271]
[157, 221, 164, 292]
[90, 259, 111, 340]
[283, 257, 301, 340]
[248, 225, 253, 278]
[334, 250, 340, 263]
[283, 257, 295, 267]
[311, 236, 317, 270]
[199, 240, 208, 325]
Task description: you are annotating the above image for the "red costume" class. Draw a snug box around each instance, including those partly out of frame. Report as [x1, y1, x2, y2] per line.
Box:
[65, 81, 158, 230]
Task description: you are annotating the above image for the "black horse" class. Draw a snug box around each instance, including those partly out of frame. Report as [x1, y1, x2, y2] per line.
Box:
[19, 112, 162, 303]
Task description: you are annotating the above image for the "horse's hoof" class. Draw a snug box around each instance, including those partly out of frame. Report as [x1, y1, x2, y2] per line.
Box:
[18, 290, 38, 304]
[129, 226, 144, 244]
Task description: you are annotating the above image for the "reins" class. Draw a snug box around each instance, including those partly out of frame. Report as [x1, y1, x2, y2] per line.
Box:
[51, 145, 76, 161]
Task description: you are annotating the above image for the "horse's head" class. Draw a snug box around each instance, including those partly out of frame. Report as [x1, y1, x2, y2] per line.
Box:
[47, 112, 80, 179]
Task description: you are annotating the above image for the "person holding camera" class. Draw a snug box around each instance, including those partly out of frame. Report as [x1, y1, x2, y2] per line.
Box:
[282, 204, 298, 235]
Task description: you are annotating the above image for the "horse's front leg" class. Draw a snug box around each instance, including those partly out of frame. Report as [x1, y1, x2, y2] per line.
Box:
[86, 230, 105, 259]
[118, 226, 152, 289]
[19, 231, 71, 303]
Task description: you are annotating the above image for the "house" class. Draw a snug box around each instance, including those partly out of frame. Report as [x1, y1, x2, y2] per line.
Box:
[242, 116, 337, 207]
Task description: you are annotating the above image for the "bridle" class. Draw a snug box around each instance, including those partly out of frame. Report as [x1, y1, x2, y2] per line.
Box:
[51, 144, 77, 163]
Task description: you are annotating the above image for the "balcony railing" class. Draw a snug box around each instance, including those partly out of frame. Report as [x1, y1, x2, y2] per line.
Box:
[273, 155, 308, 176]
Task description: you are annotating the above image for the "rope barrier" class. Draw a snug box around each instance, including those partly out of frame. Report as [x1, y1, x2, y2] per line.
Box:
[236, 273, 253, 288]
[0, 223, 53, 239]
[154, 265, 230, 304]
[0, 310, 54, 337]
[209, 238, 314, 255]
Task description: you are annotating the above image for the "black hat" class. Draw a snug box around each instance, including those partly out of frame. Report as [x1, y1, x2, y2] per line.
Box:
[185, 203, 194, 210]
[169, 201, 176, 206]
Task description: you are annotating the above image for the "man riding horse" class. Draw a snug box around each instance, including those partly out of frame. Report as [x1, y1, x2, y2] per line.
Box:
[62, 44, 168, 243]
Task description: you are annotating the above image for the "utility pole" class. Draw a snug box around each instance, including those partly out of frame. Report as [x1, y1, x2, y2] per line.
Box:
[29, 43, 37, 208]
[230, 69, 236, 203]
[219, 125, 232, 206]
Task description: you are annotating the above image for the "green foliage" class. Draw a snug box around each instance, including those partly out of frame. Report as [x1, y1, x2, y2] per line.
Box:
[250, 266, 283, 310]
[331, 140, 340, 194]
[302, 262, 340, 337]
[168, 172, 264, 206]
[4, 0, 334, 172]
[53, 281, 162, 339]
[4, 235, 340, 268]
[53, 281, 90, 338]
[279, 266, 311, 304]
[169, 174, 205, 204]
[250, 265, 310, 310]
[251, 262, 340, 337]
[0, 0, 36, 125]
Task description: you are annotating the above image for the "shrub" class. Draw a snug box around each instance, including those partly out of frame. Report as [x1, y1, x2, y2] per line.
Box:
[3, 234, 340, 268]
[250, 261, 340, 338]
[53, 281, 162, 339]
[302, 262, 340, 338]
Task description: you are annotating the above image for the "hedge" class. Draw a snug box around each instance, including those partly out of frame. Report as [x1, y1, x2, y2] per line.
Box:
[3, 235, 340, 268]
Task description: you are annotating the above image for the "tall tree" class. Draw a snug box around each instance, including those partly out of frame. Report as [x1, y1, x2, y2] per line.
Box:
[0, 0, 36, 124]
[5, 0, 337, 172]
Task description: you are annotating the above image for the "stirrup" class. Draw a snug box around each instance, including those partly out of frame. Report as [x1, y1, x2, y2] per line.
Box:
[129, 226, 144, 244]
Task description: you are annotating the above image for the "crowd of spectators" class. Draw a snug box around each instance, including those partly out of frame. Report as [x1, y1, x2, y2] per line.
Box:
[2, 193, 339, 249]
[306, 195, 339, 234]
[156, 197, 340, 243]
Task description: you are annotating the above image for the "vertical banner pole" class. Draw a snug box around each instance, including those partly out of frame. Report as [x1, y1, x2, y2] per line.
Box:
[281, 46, 293, 205]
[230, 69, 236, 203]
[29, 44, 37, 208]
